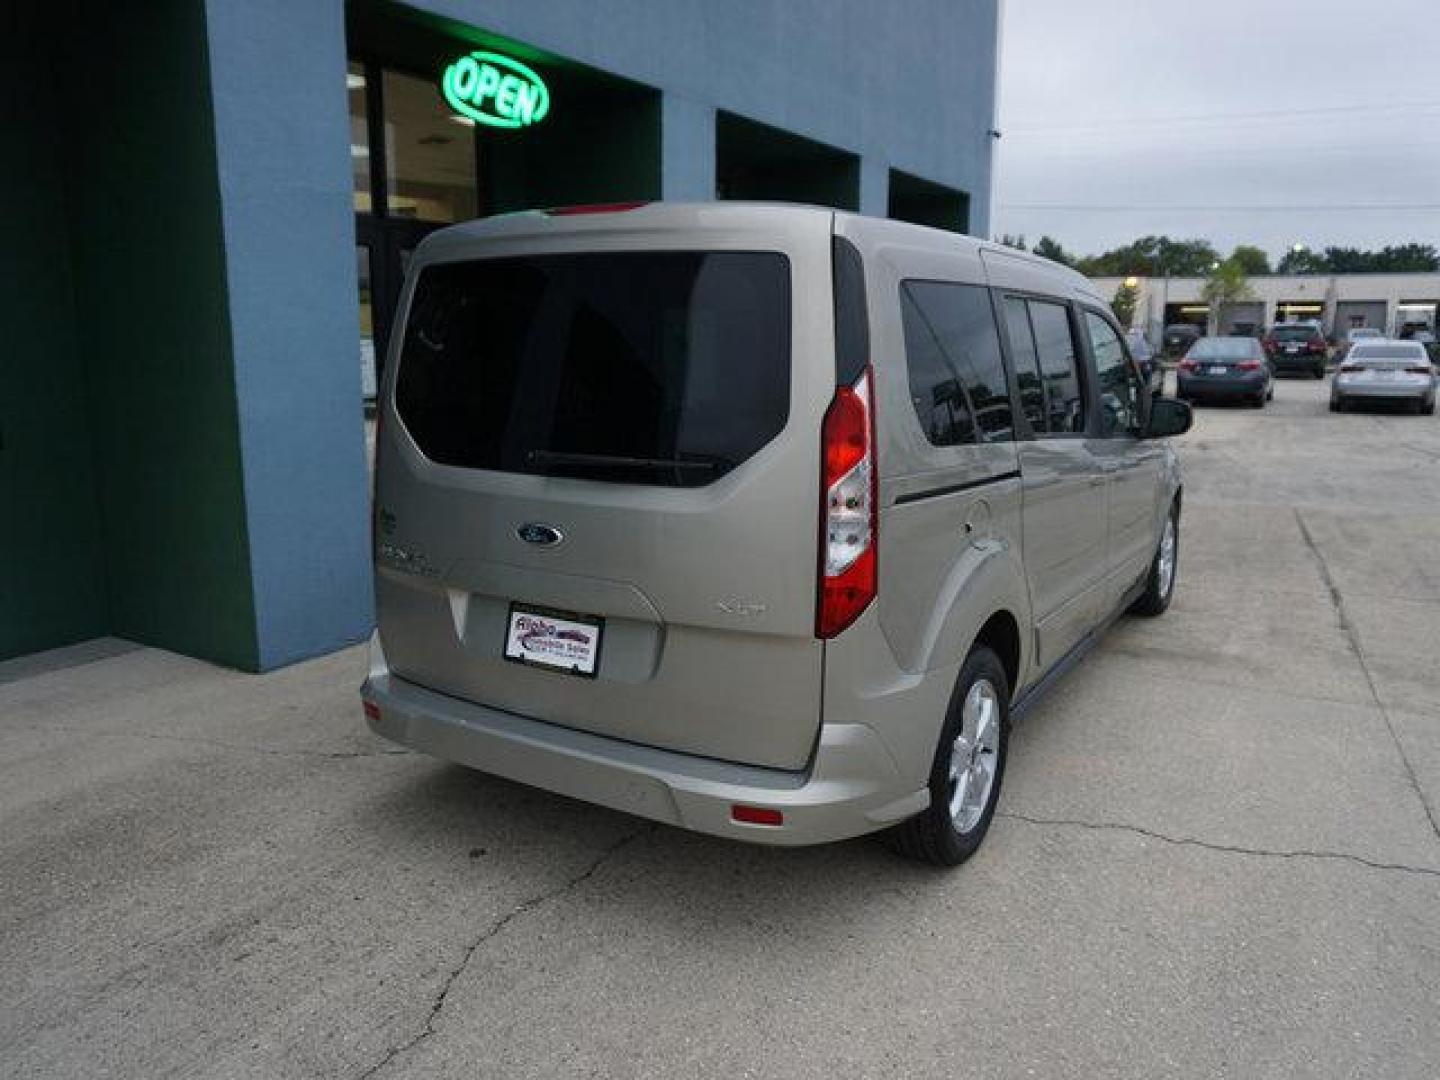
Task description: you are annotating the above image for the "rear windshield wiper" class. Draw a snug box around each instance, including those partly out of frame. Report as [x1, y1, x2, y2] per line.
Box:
[525, 449, 717, 473]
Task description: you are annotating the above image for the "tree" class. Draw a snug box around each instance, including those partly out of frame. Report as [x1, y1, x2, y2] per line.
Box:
[1032, 236, 1076, 267]
[1076, 235, 1220, 277]
[1200, 258, 1255, 334]
[998, 234, 1028, 252]
[1111, 281, 1139, 328]
[1229, 245, 1271, 275]
[1277, 247, 1327, 274]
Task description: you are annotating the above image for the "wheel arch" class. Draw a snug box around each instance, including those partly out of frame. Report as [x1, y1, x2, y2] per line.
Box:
[969, 609, 1021, 700]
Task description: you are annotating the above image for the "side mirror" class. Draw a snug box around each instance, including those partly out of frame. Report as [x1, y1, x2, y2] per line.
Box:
[1144, 397, 1192, 438]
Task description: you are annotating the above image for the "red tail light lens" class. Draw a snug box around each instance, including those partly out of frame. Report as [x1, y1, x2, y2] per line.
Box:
[544, 202, 649, 216]
[1307, 340, 1325, 353]
[1406, 366, 1434, 375]
[817, 367, 877, 639]
[1178, 359, 1197, 372]
[1238, 360, 1262, 371]
[1340, 364, 1364, 374]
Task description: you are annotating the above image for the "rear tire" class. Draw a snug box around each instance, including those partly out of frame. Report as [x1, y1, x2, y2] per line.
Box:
[1424, 396, 1436, 416]
[885, 647, 1009, 867]
[1250, 394, 1265, 408]
[1130, 505, 1179, 617]
[1314, 365, 1326, 379]
[1329, 398, 1342, 413]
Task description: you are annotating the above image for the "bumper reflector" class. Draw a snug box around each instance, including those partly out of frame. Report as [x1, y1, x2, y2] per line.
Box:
[731, 804, 784, 827]
[362, 701, 381, 723]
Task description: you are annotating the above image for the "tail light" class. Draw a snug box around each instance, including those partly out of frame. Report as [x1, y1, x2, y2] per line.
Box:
[1340, 363, 1363, 373]
[1307, 340, 1325, 353]
[817, 367, 878, 638]
[544, 201, 648, 216]
[1238, 360, 1262, 371]
[1178, 359, 1197, 372]
[1407, 366, 1434, 375]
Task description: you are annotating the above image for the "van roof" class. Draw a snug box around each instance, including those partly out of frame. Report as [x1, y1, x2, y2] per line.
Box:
[412, 201, 1102, 304]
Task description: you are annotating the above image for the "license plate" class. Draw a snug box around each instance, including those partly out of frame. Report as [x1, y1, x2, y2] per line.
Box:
[1207, 366, 1228, 375]
[1373, 370, 1396, 380]
[504, 604, 603, 677]
[1284, 345, 1300, 353]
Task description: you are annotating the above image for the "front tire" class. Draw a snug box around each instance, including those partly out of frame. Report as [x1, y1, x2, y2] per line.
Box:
[1130, 505, 1179, 617]
[885, 647, 1009, 867]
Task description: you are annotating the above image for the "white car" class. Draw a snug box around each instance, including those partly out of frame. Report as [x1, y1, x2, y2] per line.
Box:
[1331, 340, 1437, 414]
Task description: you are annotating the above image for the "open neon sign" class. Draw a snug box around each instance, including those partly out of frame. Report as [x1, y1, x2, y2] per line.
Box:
[441, 51, 550, 129]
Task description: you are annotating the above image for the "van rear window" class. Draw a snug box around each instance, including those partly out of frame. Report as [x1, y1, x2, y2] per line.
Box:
[395, 252, 791, 487]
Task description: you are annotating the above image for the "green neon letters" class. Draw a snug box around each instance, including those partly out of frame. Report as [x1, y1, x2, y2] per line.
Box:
[441, 51, 550, 129]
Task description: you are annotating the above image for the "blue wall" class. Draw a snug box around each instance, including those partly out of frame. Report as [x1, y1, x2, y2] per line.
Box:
[416, 0, 999, 228]
[204, 0, 375, 669]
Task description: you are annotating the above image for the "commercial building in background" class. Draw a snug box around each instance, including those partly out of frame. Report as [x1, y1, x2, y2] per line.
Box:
[3, 0, 1000, 668]
[1092, 272, 1440, 342]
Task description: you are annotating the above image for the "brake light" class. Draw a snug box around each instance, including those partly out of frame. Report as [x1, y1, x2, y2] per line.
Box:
[1407, 366, 1434, 375]
[1238, 360, 1262, 371]
[1306, 340, 1325, 353]
[1340, 363, 1364, 373]
[1178, 359, 1197, 372]
[544, 202, 648, 216]
[817, 367, 878, 639]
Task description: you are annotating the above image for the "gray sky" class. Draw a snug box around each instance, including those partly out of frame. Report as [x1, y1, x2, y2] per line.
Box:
[993, 0, 1440, 262]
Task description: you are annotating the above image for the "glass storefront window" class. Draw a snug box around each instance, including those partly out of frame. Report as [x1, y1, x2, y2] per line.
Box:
[348, 63, 371, 213]
[383, 69, 478, 222]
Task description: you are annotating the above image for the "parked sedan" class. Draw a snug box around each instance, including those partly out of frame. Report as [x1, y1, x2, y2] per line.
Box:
[1264, 323, 1328, 378]
[1177, 336, 1274, 407]
[1330, 341, 1437, 414]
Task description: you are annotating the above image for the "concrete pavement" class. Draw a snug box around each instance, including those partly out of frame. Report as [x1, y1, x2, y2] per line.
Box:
[3, 376, 1439, 1078]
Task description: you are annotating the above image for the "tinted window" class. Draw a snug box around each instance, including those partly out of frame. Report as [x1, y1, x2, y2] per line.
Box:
[396, 252, 790, 487]
[900, 282, 1013, 446]
[1084, 310, 1139, 436]
[1351, 343, 1427, 360]
[1028, 300, 1087, 434]
[1191, 337, 1259, 359]
[1271, 325, 1319, 341]
[1003, 297, 1047, 432]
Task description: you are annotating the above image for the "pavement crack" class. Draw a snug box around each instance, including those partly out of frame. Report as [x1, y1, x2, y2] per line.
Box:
[999, 811, 1440, 879]
[1294, 508, 1440, 843]
[6, 720, 411, 761]
[355, 823, 655, 1079]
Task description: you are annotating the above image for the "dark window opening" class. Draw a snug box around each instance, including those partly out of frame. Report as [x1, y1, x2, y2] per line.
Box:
[715, 112, 859, 210]
[888, 169, 969, 234]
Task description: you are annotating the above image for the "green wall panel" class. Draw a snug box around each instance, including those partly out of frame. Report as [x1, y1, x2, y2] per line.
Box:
[53, 0, 260, 669]
[0, 7, 109, 660]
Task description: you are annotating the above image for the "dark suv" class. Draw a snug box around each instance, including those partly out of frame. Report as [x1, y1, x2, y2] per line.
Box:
[1162, 324, 1202, 358]
[1264, 324, 1327, 378]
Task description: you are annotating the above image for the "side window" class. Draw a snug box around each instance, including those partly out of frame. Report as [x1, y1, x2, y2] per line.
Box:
[900, 281, 1014, 446]
[1003, 297, 1048, 433]
[1027, 300, 1087, 434]
[1084, 310, 1140, 436]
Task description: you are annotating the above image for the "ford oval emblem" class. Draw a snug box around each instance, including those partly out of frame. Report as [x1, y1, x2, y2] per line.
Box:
[517, 523, 564, 547]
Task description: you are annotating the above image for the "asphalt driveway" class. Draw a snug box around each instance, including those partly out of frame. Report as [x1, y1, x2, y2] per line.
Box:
[4, 376, 1439, 1079]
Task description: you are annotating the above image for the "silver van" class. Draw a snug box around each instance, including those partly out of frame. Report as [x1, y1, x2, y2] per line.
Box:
[361, 203, 1192, 865]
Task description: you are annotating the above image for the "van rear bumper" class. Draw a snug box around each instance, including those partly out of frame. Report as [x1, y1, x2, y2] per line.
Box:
[361, 640, 926, 847]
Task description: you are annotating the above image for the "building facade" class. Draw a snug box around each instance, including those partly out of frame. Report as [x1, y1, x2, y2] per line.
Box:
[1092, 273, 1440, 342]
[3, 0, 1000, 667]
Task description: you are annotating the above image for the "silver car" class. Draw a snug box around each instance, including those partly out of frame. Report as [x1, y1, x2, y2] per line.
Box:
[1331, 340, 1437, 414]
[361, 203, 1192, 865]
